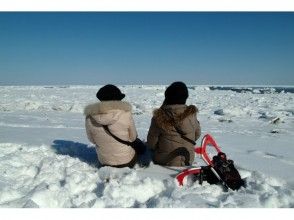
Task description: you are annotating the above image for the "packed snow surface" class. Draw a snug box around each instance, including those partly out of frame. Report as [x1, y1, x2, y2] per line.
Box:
[0, 85, 294, 208]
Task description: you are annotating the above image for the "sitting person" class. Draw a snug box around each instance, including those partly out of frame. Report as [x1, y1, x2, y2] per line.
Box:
[147, 81, 201, 167]
[84, 84, 137, 168]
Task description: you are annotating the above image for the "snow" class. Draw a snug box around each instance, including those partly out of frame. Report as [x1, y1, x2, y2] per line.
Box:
[0, 85, 294, 208]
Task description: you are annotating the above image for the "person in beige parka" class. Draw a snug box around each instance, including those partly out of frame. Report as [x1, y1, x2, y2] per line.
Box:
[84, 85, 138, 168]
[147, 82, 201, 167]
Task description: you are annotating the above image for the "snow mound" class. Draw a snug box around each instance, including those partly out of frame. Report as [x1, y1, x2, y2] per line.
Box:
[0, 142, 293, 208]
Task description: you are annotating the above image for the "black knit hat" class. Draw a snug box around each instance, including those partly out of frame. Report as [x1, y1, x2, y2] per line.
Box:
[96, 84, 125, 101]
[164, 81, 188, 105]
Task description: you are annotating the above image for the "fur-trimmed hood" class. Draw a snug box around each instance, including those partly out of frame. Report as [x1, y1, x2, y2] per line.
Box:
[153, 105, 198, 129]
[84, 101, 132, 126]
[84, 101, 132, 116]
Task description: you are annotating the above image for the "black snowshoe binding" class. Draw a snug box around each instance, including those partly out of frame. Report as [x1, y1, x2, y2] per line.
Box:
[194, 152, 245, 191]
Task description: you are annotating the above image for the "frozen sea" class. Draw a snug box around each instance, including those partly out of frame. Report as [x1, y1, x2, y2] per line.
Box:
[0, 85, 293, 208]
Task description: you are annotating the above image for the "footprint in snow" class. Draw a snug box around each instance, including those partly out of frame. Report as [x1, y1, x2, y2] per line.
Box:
[247, 150, 294, 166]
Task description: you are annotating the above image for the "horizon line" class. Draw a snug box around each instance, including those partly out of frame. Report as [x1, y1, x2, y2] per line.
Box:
[0, 84, 293, 87]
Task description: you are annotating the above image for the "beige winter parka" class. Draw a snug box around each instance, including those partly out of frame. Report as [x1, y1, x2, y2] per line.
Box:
[84, 101, 137, 166]
[147, 104, 201, 166]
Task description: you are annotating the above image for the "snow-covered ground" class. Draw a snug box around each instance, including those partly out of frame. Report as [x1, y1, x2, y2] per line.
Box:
[0, 85, 294, 208]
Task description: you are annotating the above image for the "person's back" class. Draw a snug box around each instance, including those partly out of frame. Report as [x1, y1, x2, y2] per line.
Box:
[84, 85, 137, 167]
[147, 82, 201, 166]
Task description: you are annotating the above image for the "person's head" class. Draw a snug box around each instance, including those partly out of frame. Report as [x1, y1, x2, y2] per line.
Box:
[96, 84, 125, 101]
[163, 81, 188, 105]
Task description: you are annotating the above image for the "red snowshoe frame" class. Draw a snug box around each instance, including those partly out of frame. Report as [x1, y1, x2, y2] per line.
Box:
[176, 134, 223, 186]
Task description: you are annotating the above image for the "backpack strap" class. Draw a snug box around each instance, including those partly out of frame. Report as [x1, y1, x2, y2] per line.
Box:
[162, 108, 196, 145]
[102, 125, 132, 146]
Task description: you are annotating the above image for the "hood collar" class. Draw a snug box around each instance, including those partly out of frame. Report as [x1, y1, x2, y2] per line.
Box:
[153, 105, 198, 129]
[84, 101, 132, 116]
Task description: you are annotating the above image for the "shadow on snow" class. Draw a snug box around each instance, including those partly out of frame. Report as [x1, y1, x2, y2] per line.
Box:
[51, 140, 101, 167]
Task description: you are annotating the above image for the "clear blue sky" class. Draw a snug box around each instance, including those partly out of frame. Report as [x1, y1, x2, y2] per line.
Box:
[0, 12, 293, 85]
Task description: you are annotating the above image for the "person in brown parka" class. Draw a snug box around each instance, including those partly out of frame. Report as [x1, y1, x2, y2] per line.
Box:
[147, 82, 201, 167]
[84, 84, 138, 168]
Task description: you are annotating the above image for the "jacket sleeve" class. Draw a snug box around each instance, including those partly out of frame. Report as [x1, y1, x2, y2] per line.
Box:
[128, 112, 138, 142]
[147, 117, 160, 150]
[85, 117, 95, 143]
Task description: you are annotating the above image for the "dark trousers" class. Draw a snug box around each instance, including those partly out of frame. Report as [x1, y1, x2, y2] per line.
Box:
[103, 154, 137, 168]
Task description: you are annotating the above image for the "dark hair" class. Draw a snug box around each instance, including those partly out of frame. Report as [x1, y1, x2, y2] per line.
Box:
[96, 84, 125, 101]
[163, 81, 188, 105]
